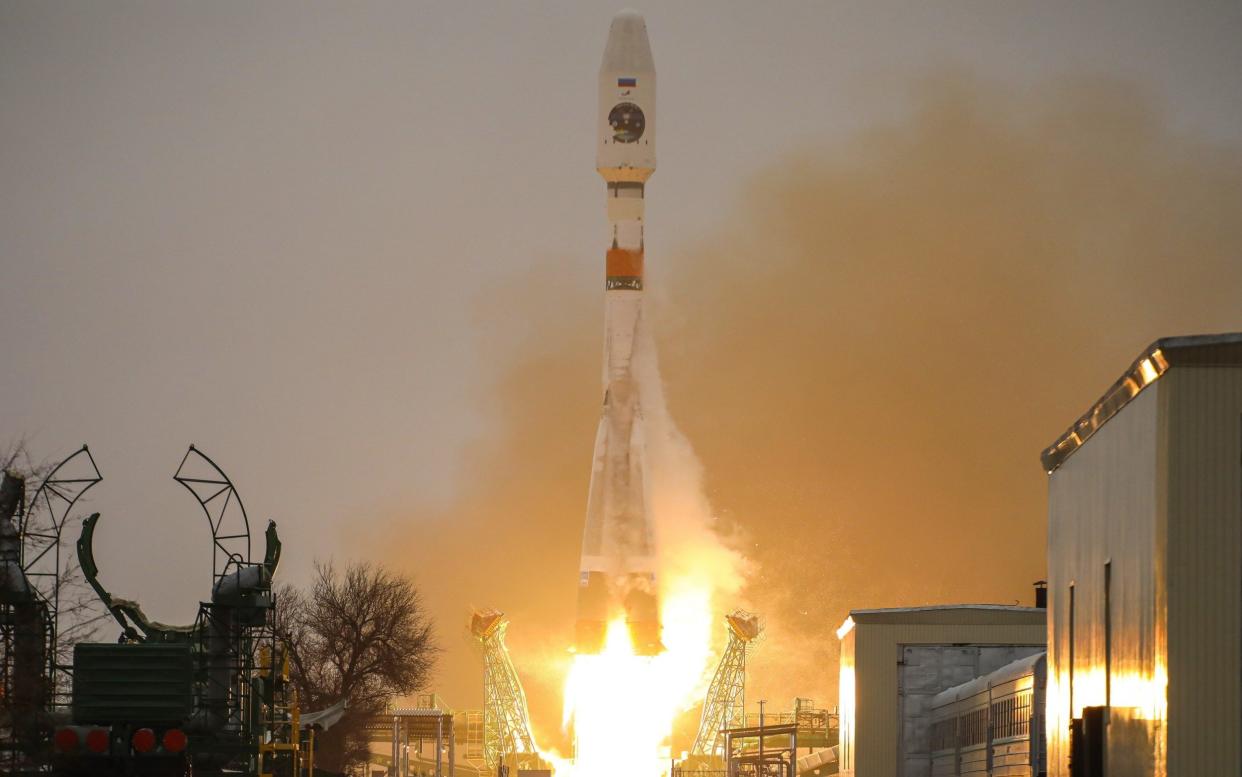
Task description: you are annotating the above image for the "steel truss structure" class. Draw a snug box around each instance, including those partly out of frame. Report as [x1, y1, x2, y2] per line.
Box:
[174, 445, 252, 586]
[18, 446, 103, 696]
[0, 444, 291, 776]
[470, 610, 537, 770]
[692, 610, 762, 757]
[1, 446, 102, 774]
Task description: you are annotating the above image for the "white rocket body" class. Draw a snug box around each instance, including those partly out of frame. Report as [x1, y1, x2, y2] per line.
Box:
[575, 10, 661, 656]
[596, 12, 656, 182]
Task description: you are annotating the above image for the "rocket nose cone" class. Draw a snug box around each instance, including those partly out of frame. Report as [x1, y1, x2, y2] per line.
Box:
[601, 9, 654, 73]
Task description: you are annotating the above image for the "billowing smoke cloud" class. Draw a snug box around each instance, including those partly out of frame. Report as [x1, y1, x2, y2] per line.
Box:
[633, 311, 750, 623]
[361, 72, 1242, 744]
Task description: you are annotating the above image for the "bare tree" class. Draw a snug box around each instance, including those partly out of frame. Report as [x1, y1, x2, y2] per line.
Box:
[276, 561, 439, 772]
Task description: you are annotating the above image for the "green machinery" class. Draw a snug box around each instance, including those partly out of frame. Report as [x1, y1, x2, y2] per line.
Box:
[1, 445, 308, 777]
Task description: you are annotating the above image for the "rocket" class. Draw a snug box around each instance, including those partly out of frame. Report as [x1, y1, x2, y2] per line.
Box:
[574, 10, 661, 657]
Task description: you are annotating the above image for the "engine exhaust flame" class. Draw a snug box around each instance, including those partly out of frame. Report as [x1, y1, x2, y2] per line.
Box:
[546, 583, 717, 777]
[531, 294, 752, 777]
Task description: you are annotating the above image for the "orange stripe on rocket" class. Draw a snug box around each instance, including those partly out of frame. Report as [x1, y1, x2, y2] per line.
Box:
[606, 247, 644, 290]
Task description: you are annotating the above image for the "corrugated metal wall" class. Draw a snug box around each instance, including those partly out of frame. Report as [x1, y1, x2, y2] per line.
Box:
[1047, 364, 1242, 777]
[1047, 386, 1163, 777]
[1166, 367, 1242, 776]
[845, 620, 1045, 777]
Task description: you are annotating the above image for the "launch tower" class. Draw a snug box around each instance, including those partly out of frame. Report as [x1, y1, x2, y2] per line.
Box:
[691, 611, 762, 757]
[470, 610, 537, 770]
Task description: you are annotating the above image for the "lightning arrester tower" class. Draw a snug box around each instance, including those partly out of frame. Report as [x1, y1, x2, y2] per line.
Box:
[471, 610, 537, 770]
[691, 611, 762, 757]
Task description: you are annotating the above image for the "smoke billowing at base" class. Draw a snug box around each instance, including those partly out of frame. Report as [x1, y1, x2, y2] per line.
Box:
[359, 72, 1242, 749]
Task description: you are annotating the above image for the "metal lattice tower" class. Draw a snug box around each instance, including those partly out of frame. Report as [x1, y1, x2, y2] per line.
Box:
[691, 610, 761, 757]
[11, 446, 103, 707]
[461, 709, 486, 765]
[471, 610, 537, 770]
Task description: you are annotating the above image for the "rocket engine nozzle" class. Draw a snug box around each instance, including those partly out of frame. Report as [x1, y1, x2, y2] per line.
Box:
[575, 570, 663, 656]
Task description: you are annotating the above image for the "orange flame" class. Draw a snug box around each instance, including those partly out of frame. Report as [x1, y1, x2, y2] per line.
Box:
[542, 584, 717, 777]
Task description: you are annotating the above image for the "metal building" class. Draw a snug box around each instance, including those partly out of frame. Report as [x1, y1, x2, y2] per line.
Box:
[1042, 333, 1242, 777]
[835, 605, 1045, 777]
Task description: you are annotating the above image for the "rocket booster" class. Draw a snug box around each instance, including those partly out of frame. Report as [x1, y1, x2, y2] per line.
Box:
[574, 10, 661, 657]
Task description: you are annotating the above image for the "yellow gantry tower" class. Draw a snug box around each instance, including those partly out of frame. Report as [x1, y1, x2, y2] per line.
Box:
[471, 610, 537, 770]
[691, 611, 762, 757]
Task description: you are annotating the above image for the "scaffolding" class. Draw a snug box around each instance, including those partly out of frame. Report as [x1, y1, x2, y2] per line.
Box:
[723, 722, 797, 777]
[397, 709, 455, 777]
[692, 611, 762, 757]
[1, 447, 102, 774]
[460, 710, 485, 765]
[744, 699, 837, 749]
[470, 610, 537, 770]
[364, 700, 494, 777]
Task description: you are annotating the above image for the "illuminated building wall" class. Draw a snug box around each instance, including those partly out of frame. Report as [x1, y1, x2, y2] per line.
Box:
[1044, 334, 1242, 777]
[834, 606, 1045, 777]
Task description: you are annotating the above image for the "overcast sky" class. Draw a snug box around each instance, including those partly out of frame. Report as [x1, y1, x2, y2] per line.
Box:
[3, 1, 1241, 714]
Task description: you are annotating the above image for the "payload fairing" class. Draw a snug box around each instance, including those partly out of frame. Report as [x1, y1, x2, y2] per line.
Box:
[574, 10, 661, 656]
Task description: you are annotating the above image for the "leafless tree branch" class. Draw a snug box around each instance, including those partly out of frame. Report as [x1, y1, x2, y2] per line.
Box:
[275, 560, 439, 772]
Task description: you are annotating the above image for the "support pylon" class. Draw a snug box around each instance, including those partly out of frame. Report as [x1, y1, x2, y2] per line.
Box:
[471, 610, 537, 770]
[691, 610, 761, 757]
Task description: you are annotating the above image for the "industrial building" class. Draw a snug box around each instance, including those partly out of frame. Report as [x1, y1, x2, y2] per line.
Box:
[835, 605, 1045, 777]
[1043, 333, 1242, 776]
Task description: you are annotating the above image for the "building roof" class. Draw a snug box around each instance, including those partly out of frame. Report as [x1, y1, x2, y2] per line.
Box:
[986, 650, 1045, 686]
[387, 708, 455, 718]
[1042, 333, 1242, 474]
[836, 604, 1045, 637]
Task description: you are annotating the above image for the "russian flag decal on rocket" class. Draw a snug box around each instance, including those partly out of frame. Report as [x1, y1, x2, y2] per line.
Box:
[618, 77, 637, 87]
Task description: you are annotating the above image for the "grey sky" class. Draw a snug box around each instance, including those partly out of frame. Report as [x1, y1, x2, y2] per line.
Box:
[2, 0, 1240, 657]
